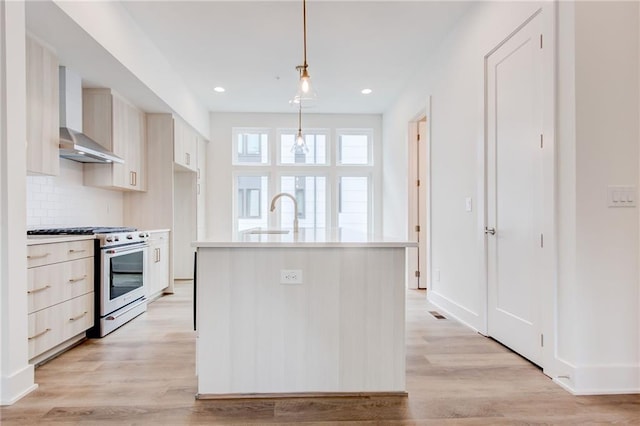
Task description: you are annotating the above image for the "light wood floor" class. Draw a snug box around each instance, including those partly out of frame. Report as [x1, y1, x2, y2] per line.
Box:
[2, 282, 638, 424]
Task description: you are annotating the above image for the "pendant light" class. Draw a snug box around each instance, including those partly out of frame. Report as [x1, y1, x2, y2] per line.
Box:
[291, 0, 317, 106]
[291, 101, 309, 154]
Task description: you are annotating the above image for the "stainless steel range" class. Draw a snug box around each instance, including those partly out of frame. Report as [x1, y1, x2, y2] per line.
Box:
[28, 227, 150, 337]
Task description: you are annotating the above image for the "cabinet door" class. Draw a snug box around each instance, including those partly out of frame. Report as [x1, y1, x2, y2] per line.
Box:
[84, 90, 146, 192]
[174, 118, 197, 172]
[26, 37, 59, 176]
[147, 233, 170, 299]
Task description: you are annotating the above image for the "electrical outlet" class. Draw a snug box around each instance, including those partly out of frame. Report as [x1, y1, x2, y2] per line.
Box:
[280, 269, 303, 284]
[434, 269, 440, 282]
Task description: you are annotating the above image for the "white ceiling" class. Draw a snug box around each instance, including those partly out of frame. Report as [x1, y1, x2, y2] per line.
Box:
[27, 1, 475, 115]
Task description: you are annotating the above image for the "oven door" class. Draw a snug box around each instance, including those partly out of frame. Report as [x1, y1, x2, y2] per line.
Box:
[101, 243, 148, 316]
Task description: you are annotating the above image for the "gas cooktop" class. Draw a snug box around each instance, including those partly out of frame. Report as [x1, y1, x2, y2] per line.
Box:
[27, 226, 137, 236]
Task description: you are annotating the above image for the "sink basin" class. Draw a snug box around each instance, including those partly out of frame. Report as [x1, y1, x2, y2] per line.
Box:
[246, 229, 290, 235]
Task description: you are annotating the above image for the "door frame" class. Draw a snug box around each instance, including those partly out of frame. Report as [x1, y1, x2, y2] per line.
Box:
[481, 6, 557, 377]
[407, 98, 432, 290]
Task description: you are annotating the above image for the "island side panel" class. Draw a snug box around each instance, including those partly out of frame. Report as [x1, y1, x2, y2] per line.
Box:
[338, 247, 406, 391]
[196, 246, 406, 395]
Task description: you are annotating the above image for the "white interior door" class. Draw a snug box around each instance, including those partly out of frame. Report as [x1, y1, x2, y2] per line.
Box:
[486, 13, 544, 366]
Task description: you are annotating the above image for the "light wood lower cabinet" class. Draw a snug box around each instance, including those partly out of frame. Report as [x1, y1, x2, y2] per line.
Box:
[147, 231, 170, 300]
[27, 240, 95, 364]
[28, 293, 94, 361]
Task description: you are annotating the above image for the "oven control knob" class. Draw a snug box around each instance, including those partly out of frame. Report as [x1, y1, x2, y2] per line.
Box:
[106, 236, 113, 242]
[126, 234, 133, 240]
[114, 236, 120, 242]
[139, 233, 146, 238]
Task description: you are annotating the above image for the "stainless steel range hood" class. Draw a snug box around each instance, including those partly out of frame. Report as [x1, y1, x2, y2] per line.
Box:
[58, 67, 124, 164]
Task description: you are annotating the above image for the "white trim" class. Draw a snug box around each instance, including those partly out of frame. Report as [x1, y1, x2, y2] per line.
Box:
[336, 128, 374, 166]
[0, 364, 37, 406]
[551, 360, 640, 395]
[427, 290, 482, 334]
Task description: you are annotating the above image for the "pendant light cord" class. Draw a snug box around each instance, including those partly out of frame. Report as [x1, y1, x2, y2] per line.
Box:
[303, 0, 307, 68]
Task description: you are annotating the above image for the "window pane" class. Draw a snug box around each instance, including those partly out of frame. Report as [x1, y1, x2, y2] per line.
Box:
[235, 131, 269, 164]
[338, 176, 368, 232]
[339, 134, 369, 165]
[280, 176, 326, 229]
[280, 133, 327, 165]
[237, 175, 268, 231]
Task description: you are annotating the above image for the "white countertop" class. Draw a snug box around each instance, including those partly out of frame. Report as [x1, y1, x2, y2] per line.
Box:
[193, 228, 417, 248]
[27, 235, 96, 245]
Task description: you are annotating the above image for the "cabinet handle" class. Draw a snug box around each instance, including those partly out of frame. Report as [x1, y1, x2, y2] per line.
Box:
[27, 253, 50, 260]
[68, 275, 87, 283]
[197, 167, 200, 179]
[69, 311, 88, 322]
[197, 184, 200, 195]
[27, 284, 51, 294]
[185, 153, 190, 165]
[130, 171, 137, 186]
[155, 247, 161, 263]
[68, 249, 86, 254]
[28, 328, 51, 340]
[134, 171, 137, 186]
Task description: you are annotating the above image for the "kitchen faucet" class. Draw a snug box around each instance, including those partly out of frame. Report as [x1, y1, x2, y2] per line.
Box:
[270, 193, 299, 233]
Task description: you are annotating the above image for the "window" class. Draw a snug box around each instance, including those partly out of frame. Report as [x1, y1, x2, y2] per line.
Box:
[236, 175, 269, 231]
[232, 126, 376, 233]
[338, 176, 369, 233]
[280, 175, 327, 229]
[279, 131, 328, 165]
[233, 128, 269, 164]
[338, 130, 372, 165]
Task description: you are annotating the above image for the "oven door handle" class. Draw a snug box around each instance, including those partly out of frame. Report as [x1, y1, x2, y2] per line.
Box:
[104, 244, 148, 255]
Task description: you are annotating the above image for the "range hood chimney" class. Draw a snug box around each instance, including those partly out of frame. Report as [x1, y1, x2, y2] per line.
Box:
[58, 67, 124, 164]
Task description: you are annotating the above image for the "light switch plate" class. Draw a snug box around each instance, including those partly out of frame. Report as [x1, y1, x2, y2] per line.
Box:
[608, 186, 636, 208]
[465, 197, 473, 212]
[280, 269, 303, 284]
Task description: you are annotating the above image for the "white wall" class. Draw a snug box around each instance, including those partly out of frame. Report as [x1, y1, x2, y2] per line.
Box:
[566, 0, 639, 393]
[209, 112, 382, 239]
[384, 0, 640, 394]
[0, 0, 35, 405]
[384, 1, 543, 329]
[27, 160, 124, 229]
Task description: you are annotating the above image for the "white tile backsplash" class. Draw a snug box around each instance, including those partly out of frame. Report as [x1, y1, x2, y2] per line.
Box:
[27, 159, 124, 229]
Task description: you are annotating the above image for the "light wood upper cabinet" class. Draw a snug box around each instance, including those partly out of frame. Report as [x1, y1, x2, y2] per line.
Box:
[26, 36, 60, 176]
[83, 89, 147, 191]
[174, 117, 197, 172]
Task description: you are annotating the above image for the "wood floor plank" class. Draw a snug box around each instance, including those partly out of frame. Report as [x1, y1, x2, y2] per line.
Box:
[1, 283, 638, 425]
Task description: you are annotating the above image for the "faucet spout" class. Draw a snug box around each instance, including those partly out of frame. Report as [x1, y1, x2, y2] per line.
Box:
[270, 193, 299, 233]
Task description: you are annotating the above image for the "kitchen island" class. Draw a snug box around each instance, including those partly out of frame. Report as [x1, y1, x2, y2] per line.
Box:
[193, 228, 416, 399]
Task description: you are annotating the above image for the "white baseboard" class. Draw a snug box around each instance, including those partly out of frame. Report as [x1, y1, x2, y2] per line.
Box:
[427, 291, 483, 333]
[0, 363, 37, 406]
[551, 359, 639, 395]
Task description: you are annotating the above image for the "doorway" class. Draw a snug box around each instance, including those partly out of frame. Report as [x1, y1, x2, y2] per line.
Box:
[408, 115, 428, 290]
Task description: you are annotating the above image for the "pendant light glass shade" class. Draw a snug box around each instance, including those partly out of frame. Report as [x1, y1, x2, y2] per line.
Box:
[290, 65, 317, 107]
[291, 103, 309, 154]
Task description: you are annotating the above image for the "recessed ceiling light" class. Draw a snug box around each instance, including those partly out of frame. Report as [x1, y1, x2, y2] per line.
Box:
[361, 88, 372, 95]
[213, 87, 225, 93]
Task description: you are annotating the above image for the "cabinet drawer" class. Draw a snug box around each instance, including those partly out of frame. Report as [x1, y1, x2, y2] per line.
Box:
[28, 292, 94, 359]
[27, 240, 94, 268]
[28, 257, 94, 314]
